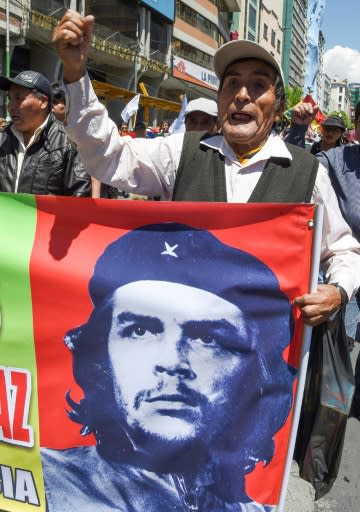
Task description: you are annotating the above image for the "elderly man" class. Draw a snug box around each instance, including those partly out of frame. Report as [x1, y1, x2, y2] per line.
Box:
[184, 97, 218, 133]
[0, 70, 90, 195]
[42, 222, 295, 511]
[51, 10, 360, 328]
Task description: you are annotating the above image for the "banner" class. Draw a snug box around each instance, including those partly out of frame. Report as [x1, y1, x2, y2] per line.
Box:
[0, 195, 317, 512]
[139, 0, 175, 22]
[172, 55, 219, 91]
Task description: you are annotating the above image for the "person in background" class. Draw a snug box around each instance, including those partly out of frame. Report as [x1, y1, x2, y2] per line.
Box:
[287, 100, 360, 419]
[0, 117, 8, 131]
[310, 115, 346, 155]
[134, 121, 146, 138]
[118, 121, 129, 136]
[51, 83, 66, 123]
[317, 107, 360, 420]
[184, 97, 218, 133]
[159, 120, 170, 134]
[0, 70, 90, 196]
[344, 128, 358, 145]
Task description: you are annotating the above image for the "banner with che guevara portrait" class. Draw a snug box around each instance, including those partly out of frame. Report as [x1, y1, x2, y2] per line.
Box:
[0, 194, 318, 512]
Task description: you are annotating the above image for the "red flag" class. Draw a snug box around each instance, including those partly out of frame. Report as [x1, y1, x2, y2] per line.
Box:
[303, 93, 326, 124]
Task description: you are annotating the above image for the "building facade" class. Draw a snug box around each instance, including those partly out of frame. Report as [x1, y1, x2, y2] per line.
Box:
[349, 83, 360, 120]
[282, 0, 308, 89]
[1, 0, 242, 124]
[257, 0, 284, 72]
[318, 71, 331, 114]
[164, 0, 240, 104]
[328, 79, 351, 118]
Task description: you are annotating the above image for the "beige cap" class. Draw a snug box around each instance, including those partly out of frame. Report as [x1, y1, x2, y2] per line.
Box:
[185, 98, 218, 118]
[214, 39, 284, 86]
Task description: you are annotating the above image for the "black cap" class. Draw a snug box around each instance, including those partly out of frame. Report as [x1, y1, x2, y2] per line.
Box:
[135, 121, 146, 130]
[321, 115, 345, 130]
[0, 70, 52, 101]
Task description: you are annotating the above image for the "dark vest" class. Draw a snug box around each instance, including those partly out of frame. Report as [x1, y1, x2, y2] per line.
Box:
[172, 132, 318, 203]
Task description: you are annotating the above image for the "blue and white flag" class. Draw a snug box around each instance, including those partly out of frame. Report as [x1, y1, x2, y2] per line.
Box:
[304, 0, 327, 100]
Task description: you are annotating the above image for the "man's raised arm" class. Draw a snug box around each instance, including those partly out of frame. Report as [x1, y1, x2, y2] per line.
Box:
[52, 9, 94, 83]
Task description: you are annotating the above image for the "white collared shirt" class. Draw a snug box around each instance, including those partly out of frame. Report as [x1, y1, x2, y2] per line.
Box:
[10, 115, 49, 192]
[64, 74, 360, 299]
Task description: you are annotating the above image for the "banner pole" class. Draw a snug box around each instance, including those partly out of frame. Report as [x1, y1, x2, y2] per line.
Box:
[277, 204, 324, 512]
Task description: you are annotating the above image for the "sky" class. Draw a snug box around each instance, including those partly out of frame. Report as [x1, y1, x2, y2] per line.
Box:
[321, 0, 360, 83]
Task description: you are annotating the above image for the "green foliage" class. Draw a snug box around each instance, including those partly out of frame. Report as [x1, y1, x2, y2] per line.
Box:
[327, 110, 352, 129]
[285, 86, 303, 109]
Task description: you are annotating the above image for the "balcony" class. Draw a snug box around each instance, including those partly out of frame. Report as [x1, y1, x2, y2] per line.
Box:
[0, 0, 29, 39]
[28, 4, 169, 76]
[223, 0, 241, 11]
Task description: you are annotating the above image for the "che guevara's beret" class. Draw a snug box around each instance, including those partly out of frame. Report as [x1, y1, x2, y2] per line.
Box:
[88, 223, 292, 349]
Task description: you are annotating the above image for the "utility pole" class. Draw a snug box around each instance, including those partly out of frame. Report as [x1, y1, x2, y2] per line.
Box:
[4, 0, 10, 118]
[5, 0, 10, 78]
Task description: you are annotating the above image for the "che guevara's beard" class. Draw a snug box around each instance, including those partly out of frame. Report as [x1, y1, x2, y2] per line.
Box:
[95, 417, 210, 473]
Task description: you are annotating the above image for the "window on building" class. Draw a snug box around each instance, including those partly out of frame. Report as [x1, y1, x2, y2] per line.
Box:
[339, 95, 343, 102]
[249, 5, 256, 31]
[247, 31, 256, 42]
[85, 0, 138, 42]
[151, 14, 168, 56]
[339, 86, 343, 93]
[263, 24, 268, 40]
[176, 0, 224, 46]
[172, 38, 213, 70]
[277, 39, 281, 53]
[271, 30, 276, 47]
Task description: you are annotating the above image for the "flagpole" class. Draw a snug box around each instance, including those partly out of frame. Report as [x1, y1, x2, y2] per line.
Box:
[5, 0, 10, 78]
[4, 0, 10, 118]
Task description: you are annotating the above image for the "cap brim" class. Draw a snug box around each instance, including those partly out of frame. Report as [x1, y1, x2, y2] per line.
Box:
[0, 75, 36, 92]
[214, 40, 284, 86]
[321, 120, 345, 129]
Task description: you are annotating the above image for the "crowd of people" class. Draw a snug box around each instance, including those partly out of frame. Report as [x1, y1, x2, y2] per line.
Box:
[0, 7, 359, 510]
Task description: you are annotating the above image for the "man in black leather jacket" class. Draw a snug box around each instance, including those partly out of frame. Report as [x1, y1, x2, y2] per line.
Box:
[0, 70, 90, 196]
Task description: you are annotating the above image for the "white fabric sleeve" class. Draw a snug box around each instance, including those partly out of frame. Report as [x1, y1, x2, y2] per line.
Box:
[64, 74, 184, 200]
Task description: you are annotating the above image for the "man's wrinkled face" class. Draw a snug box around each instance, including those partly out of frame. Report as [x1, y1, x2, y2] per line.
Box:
[108, 280, 249, 447]
[7, 84, 48, 137]
[218, 59, 283, 154]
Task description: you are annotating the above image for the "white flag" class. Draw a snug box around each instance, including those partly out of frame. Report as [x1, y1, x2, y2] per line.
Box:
[121, 94, 140, 123]
[168, 94, 188, 134]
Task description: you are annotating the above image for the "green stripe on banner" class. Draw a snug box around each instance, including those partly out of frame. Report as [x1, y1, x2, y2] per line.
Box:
[0, 193, 46, 512]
